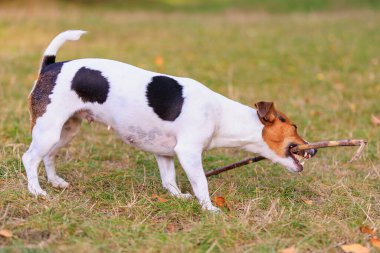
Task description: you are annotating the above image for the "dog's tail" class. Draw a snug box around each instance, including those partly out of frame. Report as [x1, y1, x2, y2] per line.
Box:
[39, 30, 87, 73]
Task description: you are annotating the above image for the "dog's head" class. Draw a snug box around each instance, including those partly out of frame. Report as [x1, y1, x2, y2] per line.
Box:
[255, 101, 317, 172]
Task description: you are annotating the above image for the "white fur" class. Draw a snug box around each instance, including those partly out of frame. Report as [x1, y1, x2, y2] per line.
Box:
[23, 30, 300, 211]
[43, 30, 86, 56]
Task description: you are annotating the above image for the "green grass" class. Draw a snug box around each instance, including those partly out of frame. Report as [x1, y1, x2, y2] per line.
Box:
[1, 2, 380, 252]
[52, 0, 380, 12]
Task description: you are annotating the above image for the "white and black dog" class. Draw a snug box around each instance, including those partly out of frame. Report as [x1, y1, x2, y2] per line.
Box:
[23, 30, 316, 211]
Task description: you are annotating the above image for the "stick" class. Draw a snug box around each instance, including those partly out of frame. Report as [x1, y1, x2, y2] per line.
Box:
[205, 156, 266, 177]
[205, 139, 367, 177]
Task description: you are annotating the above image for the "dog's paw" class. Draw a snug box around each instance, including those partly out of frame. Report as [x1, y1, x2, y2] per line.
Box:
[173, 192, 192, 199]
[28, 184, 48, 197]
[49, 176, 69, 189]
[201, 203, 221, 213]
[207, 206, 221, 213]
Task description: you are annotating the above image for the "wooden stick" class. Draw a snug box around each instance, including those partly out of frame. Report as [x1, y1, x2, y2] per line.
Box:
[290, 139, 366, 153]
[205, 156, 267, 177]
[205, 139, 367, 177]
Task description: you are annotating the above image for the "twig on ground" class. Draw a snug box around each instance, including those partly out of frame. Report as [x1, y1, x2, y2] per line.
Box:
[205, 139, 367, 177]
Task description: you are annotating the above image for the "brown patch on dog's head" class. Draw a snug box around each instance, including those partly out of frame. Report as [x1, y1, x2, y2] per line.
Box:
[255, 101, 306, 156]
[255, 101, 317, 171]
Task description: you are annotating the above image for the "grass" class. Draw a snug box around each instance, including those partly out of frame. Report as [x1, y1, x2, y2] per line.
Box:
[33, 0, 380, 13]
[1, 1, 380, 252]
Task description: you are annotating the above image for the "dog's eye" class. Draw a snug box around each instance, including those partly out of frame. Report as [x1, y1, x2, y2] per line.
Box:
[278, 116, 286, 122]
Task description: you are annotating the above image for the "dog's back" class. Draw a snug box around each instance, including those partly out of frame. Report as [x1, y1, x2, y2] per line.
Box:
[28, 31, 220, 156]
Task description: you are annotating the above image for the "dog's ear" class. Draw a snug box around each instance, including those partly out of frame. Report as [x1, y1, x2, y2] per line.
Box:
[255, 101, 277, 125]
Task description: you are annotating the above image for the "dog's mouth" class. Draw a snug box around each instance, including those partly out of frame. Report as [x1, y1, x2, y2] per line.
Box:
[286, 144, 317, 172]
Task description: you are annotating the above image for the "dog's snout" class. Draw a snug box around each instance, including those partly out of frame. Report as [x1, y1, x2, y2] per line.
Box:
[306, 148, 317, 157]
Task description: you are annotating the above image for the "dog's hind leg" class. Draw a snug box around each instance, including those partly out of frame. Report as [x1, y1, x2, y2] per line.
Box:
[22, 113, 72, 196]
[22, 144, 48, 196]
[43, 116, 82, 189]
[155, 155, 192, 199]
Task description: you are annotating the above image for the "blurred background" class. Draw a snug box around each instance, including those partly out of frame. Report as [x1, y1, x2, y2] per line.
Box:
[1, 0, 379, 143]
[2, 0, 380, 12]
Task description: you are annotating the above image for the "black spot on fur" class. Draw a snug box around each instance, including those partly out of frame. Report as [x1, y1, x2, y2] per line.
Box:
[71, 67, 110, 104]
[30, 61, 66, 128]
[146, 76, 184, 121]
[278, 115, 286, 122]
[40, 55, 56, 72]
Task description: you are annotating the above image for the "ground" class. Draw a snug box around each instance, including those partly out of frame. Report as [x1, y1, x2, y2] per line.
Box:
[0, 1, 380, 252]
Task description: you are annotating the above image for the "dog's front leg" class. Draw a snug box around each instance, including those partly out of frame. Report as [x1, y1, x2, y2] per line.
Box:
[174, 144, 219, 212]
[155, 154, 192, 199]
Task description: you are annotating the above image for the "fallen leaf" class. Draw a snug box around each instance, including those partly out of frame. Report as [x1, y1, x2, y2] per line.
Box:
[151, 194, 168, 203]
[279, 245, 296, 253]
[316, 73, 325, 81]
[166, 223, 176, 233]
[340, 244, 370, 253]
[309, 110, 320, 117]
[302, 199, 313, 205]
[155, 56, 164, 67]
[214, 196, 226, 207]
[370, 237, 380, 248]
[359, 226, 375, 235]
[0, 229, 13, 238]
[371, 115, 380, 126]
[350, 103, 356, 113]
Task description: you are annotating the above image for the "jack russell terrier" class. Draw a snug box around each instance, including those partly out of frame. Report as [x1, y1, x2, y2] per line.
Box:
[22, 30, 316, 211]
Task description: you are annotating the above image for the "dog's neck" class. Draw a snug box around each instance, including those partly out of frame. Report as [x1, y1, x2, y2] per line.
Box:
[209, 94, 266, 152]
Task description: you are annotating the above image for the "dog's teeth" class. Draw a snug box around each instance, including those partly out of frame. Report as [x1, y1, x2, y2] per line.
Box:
[107, 125, 112, 131]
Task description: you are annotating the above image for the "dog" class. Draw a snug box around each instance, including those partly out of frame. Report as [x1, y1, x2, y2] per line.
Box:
[22, 30, 316, 211]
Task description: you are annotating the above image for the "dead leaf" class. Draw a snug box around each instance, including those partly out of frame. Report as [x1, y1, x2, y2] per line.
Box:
[316, 73, 325, 81]
[340, 244, 370, 253]
[370, 237, 380, 248]
[350, 103, 356, 113]
[166, 223, 176, 233]
[371, 115, 380, 126]
[359, 226, 375, 235]
[151, 194, 168, 203]
[0, 229, 13, 238]
[309, 110, 320, 117]
[302, 198, 313, 205]
[279, 245, 296, 253]
[155, 56, 164, 67]
[214, 196, 226, 207]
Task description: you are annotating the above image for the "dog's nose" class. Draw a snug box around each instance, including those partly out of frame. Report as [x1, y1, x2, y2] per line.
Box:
[306, 148, 317, 158]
